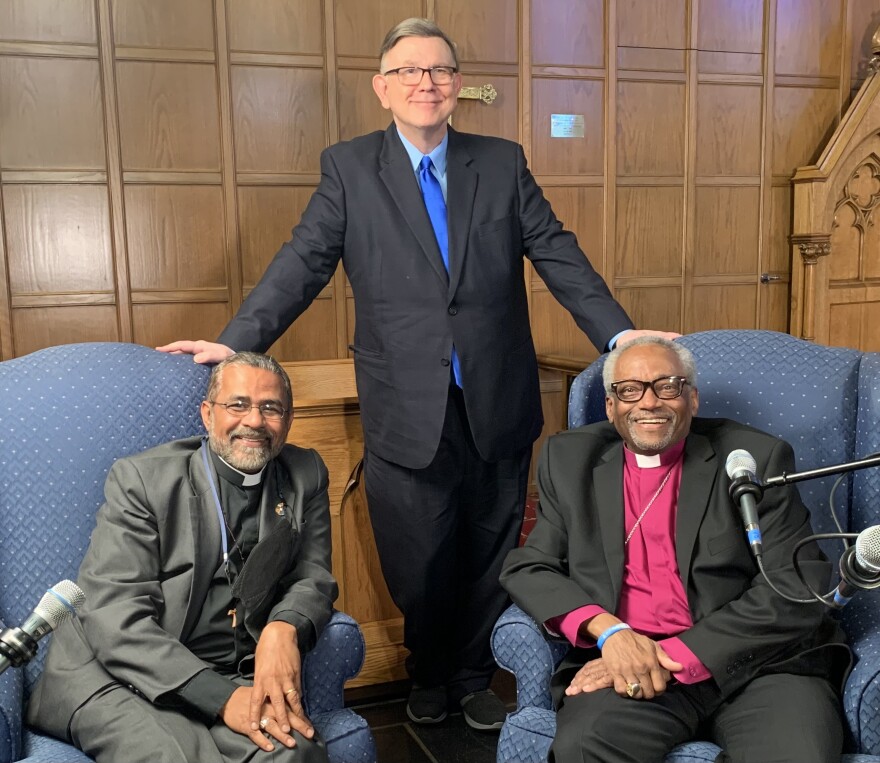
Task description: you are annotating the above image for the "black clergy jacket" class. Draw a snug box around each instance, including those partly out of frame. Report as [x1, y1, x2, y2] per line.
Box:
[501, 418, 851, 701]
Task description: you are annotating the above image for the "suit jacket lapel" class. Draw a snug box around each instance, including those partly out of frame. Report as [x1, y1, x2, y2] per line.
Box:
[675, 433, 718, 593]
[181, 443, 222, 641]
[378, 124, 449, 289]
[446, 128, 476, 300]
[594, 443, 625, 606]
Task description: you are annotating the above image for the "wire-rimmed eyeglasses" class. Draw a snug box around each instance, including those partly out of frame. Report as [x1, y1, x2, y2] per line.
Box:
[208, 399, 288, 421]
[610, 376, 690, 403]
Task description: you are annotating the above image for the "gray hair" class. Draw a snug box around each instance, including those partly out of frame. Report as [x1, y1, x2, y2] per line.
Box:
[379, 18, 459, 69]
[602, 336, 697, 393]
[206, 352, 292, 409]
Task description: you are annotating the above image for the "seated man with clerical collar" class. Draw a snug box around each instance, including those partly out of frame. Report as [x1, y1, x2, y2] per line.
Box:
[28, 352, 337, 763]
[501, 336, 851, 763]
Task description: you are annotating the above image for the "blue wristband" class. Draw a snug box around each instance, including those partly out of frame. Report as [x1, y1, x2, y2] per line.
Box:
[596, 623, 631, 650]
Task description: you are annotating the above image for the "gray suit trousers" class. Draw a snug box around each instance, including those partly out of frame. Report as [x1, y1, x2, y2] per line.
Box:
[69, 684, 328, 763]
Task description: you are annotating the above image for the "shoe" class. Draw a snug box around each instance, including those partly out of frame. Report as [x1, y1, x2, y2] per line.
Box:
[460, 689, 506, 731]
[406, 684, 448, 724]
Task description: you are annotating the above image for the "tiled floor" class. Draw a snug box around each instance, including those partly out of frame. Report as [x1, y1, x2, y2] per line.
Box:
[347, 671, 517, 763]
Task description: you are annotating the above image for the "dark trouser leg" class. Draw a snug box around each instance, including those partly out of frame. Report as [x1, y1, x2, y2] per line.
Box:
[363, 386, 529, 696]
[70, 684, 328, 763]
[550, 683, 721, 763]
[708, 674, 843, 763]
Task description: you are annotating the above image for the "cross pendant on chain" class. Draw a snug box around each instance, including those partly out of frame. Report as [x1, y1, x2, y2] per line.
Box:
[228, 608, 237, 628]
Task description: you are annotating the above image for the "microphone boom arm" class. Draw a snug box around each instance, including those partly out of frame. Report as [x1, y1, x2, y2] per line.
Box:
[764, 453, 880, 487]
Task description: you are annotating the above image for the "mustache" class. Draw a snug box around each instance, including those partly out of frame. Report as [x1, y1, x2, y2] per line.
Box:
[231, 426, 270, 441]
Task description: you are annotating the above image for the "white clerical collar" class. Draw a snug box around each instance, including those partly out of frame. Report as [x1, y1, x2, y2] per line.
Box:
[634, 452, 662, 468]
[218, 456, 265, 486]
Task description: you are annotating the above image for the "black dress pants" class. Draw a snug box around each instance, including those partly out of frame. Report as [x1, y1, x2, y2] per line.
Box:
[363, 385, 531, 702]
[550, 673, 843, 763]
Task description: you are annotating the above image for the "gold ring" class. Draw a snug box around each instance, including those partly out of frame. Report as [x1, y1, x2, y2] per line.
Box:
[625, 682, 641, 698]
[284, 688, 296, 697]
[259, 717, 270, 729]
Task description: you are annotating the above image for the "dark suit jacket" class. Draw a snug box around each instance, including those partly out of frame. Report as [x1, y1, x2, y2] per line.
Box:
[218, 125, 633, 469]
[27, 437, 337, 741]
[501, 419, 850, 701]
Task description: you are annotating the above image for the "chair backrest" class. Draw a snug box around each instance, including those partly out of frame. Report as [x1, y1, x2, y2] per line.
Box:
[0, 343, 210, 695]
[568, 330, 880, 539]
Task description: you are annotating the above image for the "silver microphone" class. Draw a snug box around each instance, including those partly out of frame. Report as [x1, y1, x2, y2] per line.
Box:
[0, 580, 85, 674]
[832, 525, 880, 607]
[726, 449, 764, 557]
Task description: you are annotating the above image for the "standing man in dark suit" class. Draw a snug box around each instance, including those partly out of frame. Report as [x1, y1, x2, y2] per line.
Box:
[28, 353, 336, 763]
[159, 18, 675, 729]
[501, 337, 849, 762]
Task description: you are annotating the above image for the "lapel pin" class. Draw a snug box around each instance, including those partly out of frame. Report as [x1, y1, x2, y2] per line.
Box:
[275, 502, 285, 517]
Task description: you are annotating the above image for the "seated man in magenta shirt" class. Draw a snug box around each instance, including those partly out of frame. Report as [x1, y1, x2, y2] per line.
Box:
[501, 336, 850, 763]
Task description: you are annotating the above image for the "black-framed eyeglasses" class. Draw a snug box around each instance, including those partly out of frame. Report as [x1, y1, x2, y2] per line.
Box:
[208, 399, 288, 421]
[610, 376, 690, 403]
[382, 66, 458, 85]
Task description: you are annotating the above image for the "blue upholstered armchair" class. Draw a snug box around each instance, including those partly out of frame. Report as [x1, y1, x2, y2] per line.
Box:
[492, 330, 880, 763]
[0, 343, 376, 763]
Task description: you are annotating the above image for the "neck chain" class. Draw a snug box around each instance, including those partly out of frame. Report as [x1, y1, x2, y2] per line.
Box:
[624, 466, 675, 546]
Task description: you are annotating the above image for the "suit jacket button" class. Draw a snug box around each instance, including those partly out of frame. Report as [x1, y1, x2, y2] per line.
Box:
[441, 358, 450, 367]
[448, 305, 458, 315]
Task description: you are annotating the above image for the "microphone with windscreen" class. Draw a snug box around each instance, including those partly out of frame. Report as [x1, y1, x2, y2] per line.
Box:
[832, 525, 880, 607]
[726, 449, 764, 557]
[0, 580, 85, 674]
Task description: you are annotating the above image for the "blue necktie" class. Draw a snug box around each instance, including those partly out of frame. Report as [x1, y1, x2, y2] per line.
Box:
[419, 156, 462, 387]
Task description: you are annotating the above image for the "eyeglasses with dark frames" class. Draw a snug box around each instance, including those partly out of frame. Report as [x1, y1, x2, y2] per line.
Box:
[208, 399, 288, 421]
[610, 376, 690, 403]
[382, 66, 458, 85]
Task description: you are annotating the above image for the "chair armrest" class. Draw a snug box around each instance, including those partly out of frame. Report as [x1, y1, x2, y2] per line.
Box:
[0, 662, 23, 763]
[491, 605, 569, 711]
[302, 611, 365, 717]
[843, 598, 880, 756]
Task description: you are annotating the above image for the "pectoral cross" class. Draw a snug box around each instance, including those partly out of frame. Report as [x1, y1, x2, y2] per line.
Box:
[228, 608, 237, 628]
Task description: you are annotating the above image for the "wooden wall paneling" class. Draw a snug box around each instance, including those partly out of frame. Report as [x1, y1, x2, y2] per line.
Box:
[756, 0, 780, 331]
[231, 65, 325, 173]
[531, 78, 604, 176]
[124, 185, 227, 291]
[682, 4, 699, 340]
[829, 200, 861, 281]
[337, 68, 393, 142]
[768, 184, 793, 273]
[615, 285, 682, 333]
[117, 61, 221, 172]
[335, 0, 426, 58]
[531, 0, 603, 68]
[0, 180, 11, 357]
[530, 288, 593, 359]
[226, 0, 324, 55]
[237, 185, 336, 361]
[452, 73, 519, 142]
[686, 283, 757, 331]
[616, 0, 686, 73]
[772, 86, 840, 176]
[693, 186, 761, 276]
[238, 186, 316, 283]
[4, 184, 114, 294]
[847, 3, 880, 87]
[214, 0, 243, 326]
[436, 0, 518, 65]
[0, 0, 97, 44]
[697, 0, 764, 57]
[12, 305, 120, 355]
[131, 301, 231, 349]
[695, 84, 763, 177]
[828, 297, 880, 352]
[616, 186, 684, 278]
[112, 0, 215, 51]
[616, 80, 686, 176]
[0, 57, 106, 171]
[775, 0, 843, 78]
